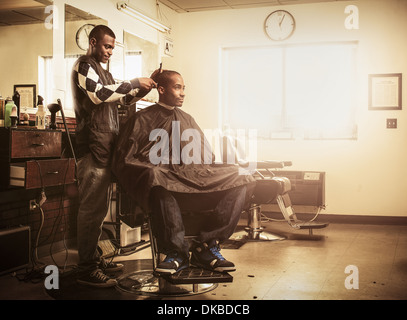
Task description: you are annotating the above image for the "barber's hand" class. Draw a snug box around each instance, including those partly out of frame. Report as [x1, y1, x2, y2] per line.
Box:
[138, 77, 158, 91]
[150, 68, 163, 83]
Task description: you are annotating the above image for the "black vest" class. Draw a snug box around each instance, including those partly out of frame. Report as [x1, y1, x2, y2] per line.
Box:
[72, 55, 119, 167]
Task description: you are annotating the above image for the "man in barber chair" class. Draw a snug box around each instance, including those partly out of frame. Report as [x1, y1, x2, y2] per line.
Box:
[112, 70, 255, 275]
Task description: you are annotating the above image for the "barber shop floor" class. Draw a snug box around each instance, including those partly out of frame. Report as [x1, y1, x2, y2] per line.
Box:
[1, 219, 407, 301]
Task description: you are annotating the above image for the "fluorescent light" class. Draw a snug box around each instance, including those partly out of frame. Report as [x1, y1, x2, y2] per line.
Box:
[117, 1, 170, 33]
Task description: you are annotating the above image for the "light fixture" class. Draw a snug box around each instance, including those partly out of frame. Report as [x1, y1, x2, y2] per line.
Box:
[117, 1, 170, 33]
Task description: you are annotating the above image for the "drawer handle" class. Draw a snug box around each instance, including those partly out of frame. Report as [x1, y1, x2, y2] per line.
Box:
[32, 143, 45, 147]
[47, 171, 59, 175]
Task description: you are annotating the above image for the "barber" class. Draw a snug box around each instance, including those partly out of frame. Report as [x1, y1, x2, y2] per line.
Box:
[71, 24, 158, 288]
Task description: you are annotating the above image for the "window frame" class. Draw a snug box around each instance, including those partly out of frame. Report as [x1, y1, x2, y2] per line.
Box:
[220, 41, 358, 140]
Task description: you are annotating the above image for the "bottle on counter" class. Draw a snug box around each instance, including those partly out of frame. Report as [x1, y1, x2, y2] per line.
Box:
[10, 105, 18, 128]
[35, 95, 46, 130]
[12, 90, 20, 125]
[4, 97, 15, 128]
[20, 107, 29, 125]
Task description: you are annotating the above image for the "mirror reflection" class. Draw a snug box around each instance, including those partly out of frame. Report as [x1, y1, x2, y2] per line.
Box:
[122, 31, 159, 105]
[0, 2, 160, 119]
[63, 4, 106, 113]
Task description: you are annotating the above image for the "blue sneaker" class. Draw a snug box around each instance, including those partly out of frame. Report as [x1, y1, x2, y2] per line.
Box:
[155, 253, 189, 274]
[191, 240, 236, 273]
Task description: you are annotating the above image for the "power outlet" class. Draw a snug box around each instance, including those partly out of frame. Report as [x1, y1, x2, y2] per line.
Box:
[29, 200, 37, 211]
[386, 118, 397, 129]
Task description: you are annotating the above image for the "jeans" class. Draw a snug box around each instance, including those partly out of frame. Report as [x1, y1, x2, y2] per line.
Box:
[149, 185, 247, 259]
[76, 153, 111, 271]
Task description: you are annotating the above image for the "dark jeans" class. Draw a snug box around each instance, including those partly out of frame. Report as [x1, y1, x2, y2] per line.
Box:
[76, 153, 111, 271]
[149, 185, 247, 259]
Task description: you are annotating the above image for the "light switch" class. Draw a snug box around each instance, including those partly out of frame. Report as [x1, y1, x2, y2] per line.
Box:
[386, 118, 397, 129]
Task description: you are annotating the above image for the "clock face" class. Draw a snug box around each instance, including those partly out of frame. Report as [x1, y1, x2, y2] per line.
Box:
[76, 24, 95, 51]
[264, 10, 295, 41]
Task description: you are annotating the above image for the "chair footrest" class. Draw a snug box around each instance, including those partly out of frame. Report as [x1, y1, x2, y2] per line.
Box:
[158, 267, 233, 285]
[294, 221, 329, 229]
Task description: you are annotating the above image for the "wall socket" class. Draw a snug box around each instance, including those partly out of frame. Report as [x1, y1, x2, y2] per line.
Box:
[386, 118, 397, 129]
[29, 200, 37, 211]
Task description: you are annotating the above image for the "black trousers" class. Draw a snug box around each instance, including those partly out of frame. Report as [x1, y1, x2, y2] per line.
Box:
[149, 185, 247, 259]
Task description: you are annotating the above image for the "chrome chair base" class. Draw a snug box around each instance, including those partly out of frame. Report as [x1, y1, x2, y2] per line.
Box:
[116, 269, 218, 297]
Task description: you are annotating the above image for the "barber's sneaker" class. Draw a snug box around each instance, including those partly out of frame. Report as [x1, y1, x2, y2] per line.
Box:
[100, 259, 124, 273]
[191, 240, 236, 273]
[155, 253, 189, 274]
[77, 268, 117, 288]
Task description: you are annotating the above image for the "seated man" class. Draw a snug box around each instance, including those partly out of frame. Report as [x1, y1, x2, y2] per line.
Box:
[112, 70, 255, 274]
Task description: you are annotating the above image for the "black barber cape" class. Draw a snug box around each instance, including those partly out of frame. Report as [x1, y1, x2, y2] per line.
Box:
[112, 103, 256, 212]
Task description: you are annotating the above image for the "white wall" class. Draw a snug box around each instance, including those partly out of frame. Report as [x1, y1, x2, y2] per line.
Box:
[0, 23, 52, 99]
[170, 0, 407, 217]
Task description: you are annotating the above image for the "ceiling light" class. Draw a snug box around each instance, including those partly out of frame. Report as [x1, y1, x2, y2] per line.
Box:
[117, 1, 170, 33]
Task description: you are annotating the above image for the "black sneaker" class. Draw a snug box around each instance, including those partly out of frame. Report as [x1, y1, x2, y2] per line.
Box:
[155, 253, 189, 274]
[191, 240, 236, 273]
[100, 259, 124, 273]
[77, 268, 117, 288]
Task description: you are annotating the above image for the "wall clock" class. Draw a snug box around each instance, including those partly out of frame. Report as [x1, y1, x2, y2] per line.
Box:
[264, 10, 296, 41]
[75, 24, 95, 51]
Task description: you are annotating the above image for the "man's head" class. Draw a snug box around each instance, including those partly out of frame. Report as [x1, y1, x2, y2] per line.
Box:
[157, 71, 185, 107]
[88, 25, 116, 64]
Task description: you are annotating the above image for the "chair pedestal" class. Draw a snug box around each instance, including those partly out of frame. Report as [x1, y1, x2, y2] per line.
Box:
[232, 204, 285, 241]
[116, 268, 220, 297]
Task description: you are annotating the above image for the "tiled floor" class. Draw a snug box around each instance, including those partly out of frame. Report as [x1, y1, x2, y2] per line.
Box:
[1, 219, 407, 300]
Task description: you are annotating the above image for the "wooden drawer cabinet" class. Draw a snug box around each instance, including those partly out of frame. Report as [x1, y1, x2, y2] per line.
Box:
[0, 127, 75, 190]
[10, 130, 61, 159]
[10, 159, 76, 189]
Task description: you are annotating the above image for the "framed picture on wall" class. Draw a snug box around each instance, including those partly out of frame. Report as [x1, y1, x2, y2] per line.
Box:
[14, 84, 36, 109]
[368, 73, 402, 110]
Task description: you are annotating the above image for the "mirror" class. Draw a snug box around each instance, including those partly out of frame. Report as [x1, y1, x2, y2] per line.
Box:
[0, 2, 160, 121]
[62, 4, 106, 113]
[123, 30, 159, 104]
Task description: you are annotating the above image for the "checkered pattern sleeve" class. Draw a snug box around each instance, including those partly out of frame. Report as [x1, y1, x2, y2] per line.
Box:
[74, 61, 140, 105]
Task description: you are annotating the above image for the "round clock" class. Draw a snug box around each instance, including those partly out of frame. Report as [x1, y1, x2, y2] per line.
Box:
[264, 10, 295, 41]
[75, 24, 95, 51]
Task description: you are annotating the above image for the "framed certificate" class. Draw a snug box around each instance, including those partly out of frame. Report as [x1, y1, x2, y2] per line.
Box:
[14, 84, 36, 109]
[368, 73, 402, 110]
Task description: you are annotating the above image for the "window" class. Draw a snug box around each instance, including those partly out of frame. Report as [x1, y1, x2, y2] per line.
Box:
[221, 42, 358, 140]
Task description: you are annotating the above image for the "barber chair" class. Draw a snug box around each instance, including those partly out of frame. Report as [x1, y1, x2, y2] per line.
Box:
[149, 210, 234, 296]
[115, 161, 328, 296]
[116, 193, 234, 297]
[233, 160, 329, 241]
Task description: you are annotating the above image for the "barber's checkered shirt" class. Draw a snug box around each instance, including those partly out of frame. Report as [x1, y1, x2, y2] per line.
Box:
[73, 61, 140, 105]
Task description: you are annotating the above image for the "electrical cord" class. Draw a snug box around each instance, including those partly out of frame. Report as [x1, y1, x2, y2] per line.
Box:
[48, 158, 75, 273]
[31, 159, 75, 274]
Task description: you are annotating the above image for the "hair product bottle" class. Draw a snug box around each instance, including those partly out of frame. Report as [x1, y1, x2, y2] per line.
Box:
[35, 95, 46, 130]
[4, 98, 15, 128]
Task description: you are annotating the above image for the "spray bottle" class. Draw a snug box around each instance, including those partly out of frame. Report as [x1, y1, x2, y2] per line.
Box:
[35, 95, 46, 130]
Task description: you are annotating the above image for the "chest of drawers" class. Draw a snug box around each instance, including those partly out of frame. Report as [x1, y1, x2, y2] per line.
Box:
[0, 127, 75, 189]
